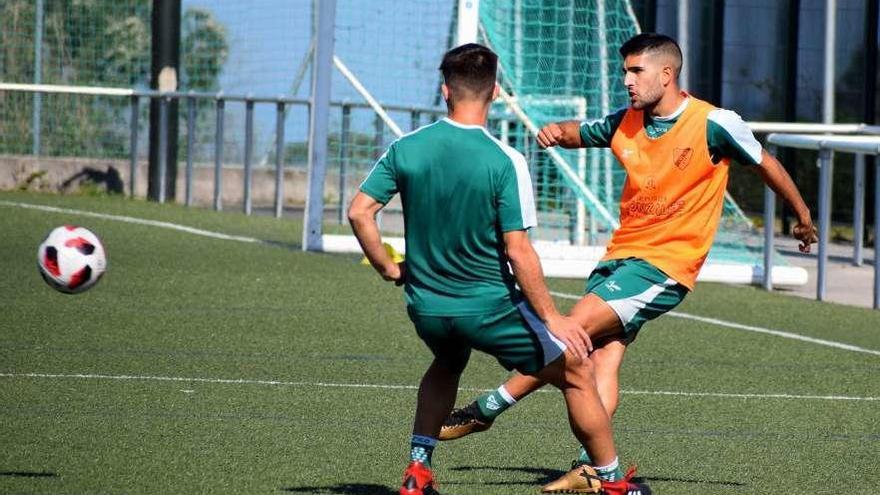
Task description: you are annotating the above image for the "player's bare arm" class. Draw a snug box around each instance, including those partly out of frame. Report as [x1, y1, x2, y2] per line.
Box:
[503, 230, 592, 360]
[753, 150, 818, 253]
[348, 192, 404, 283]
[536, 120, 585, 149]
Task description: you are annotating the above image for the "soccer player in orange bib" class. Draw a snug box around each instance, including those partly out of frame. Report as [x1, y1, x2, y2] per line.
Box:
[440, 33, 818, 493]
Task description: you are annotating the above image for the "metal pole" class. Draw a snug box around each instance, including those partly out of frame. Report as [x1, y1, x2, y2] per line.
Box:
[129, 96, 139, 198]
[678, 0, 690, 91]
[374, 115, 385, 159]
[817, 148, 833, 301]
[243, 99, 254, 215]
[874, 156, 879, 309]
[763, 146, 778, 291]
[338, 104, 351, 225]
[456, 0, 480, 45]
[854, 153, 866, 265]
[411, 110, 420, 131]
[214, 99, 225, 211]
[32, 0, 44, 157]
[274, 102, 285, 219]
[303, 0, 337, 251]
[763, 187, 776, 290]
[597, 0, 613, 210]
[185, 97, 195, 207]
[158, 97, 169, 204]
[823, 0, 836, 126]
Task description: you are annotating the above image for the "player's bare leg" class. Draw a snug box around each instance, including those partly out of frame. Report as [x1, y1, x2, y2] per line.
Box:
[441, 294, 623, 440]
[402, 359, 462, 495]
[534, 352, 617, 465]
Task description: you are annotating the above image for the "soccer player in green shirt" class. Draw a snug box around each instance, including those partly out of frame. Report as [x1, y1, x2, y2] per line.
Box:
[349, 43, 651, 495]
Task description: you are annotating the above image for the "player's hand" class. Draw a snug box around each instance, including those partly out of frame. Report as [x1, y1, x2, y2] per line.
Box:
[545, 314, 592, 362]
[382, 261, 406, 286]
[792, 220, 818, 253]
[537, 123, 564, 149]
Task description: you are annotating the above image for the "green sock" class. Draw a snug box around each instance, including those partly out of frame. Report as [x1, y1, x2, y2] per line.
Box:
[593, 456, 625, 482]
[475, 386, 516, 420]
[576, 446, 592, 466]
[410, 435, 437, 467]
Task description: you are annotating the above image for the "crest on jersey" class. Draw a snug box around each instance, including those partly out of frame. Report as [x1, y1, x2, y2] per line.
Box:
[673, 147, 693, 170]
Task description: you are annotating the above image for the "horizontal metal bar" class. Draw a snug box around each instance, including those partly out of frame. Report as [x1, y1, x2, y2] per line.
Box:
[767, 134, 880, 155]
[14, 83, 880, 128]
[751, 122, 880, 135]
[0, 82, 310, 105]
[0, 82, 449, 114]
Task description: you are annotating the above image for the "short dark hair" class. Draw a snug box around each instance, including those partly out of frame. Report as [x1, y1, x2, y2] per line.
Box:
[439, 43, 498, 104]
[619, 33, 683, 76]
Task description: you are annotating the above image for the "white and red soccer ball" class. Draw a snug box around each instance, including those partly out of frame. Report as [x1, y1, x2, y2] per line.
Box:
[37, 225, 107, 294]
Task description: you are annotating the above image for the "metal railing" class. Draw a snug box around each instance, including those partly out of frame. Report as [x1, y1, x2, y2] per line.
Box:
[1, 82, 449, 219]
[4, 82, 880, 304]
[765, 134, 880, 309]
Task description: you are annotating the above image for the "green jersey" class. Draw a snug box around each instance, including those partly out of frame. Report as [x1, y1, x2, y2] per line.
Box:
[579, 97, 764, 166]
[360, 118, 537, 316]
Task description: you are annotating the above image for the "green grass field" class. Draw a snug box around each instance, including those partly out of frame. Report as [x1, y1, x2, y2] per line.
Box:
[1, 190, 878, 494]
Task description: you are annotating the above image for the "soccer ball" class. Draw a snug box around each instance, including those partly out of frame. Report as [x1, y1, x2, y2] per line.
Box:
[37, 225, 107, 294]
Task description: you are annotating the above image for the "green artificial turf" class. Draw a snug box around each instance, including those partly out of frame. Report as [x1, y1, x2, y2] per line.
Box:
[1, 191, 878, 494]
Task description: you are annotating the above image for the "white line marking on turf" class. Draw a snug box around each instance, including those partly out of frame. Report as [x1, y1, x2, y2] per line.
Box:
[2, 372, 878, 402]
[0, 201, 263, 244]
[549, 291, 880, 357]
[4, 200, 877, 358]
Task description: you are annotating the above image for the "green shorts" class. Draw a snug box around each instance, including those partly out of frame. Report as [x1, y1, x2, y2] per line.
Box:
[407, 302, 566, 375]
[586, 257, 689, 340]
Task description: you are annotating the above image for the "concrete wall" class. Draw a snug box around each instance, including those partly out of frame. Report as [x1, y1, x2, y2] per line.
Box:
[0, 154, 362, 209]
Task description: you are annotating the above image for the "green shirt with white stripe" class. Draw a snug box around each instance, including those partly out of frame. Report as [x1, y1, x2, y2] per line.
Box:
[579, 97, 764, 166]
[360, 118, 537, 317]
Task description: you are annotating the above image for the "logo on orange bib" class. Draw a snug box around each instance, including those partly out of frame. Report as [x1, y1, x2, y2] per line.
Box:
[673, 147, 693, 170]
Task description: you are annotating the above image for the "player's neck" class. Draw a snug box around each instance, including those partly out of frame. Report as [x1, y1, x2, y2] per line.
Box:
[447, 104, 490, 127]
[647, 90, 687, 118]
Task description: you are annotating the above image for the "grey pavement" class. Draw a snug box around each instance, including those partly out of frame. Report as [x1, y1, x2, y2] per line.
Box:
[772, 235, 878, 309]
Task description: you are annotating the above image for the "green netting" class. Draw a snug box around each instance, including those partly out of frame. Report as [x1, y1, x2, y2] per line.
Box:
[479, 0, 766, 265]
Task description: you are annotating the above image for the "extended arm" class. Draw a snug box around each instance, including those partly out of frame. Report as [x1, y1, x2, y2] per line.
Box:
[348, 192, 404, 283]
[754, 150, 817, 253]
[536, 120, 586, 149]
[503, 230, 591, 360]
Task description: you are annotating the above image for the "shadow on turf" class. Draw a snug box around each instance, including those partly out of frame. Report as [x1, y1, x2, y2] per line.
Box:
[280, 483, 396, 494]
[0, 471, 58, 478]
[449, 466, 747, 488]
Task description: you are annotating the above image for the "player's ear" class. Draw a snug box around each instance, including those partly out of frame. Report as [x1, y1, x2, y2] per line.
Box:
[661, 65, 674, 86]
[492, 83, 500, 100]
[441, 83, 450, 102]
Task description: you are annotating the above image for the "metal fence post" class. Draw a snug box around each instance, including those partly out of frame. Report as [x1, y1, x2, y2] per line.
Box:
[763, 185, 776, 290]
[411, 110, 420, 131]
[243, 99, 254, 215]
[32, 0, 44, 157]
[214, 98, 225, 211]
[853, 153, 866, 266]
[763, 146, 778, 290]
[129, 95, 139, 198]
[158, 96, 169, 204]
[303, 0, 338, 251]
[185, 96, 196, 207]
[338, 104, 351, 225]
[274, 102, 285, 219]
[817, 148, 833, 301]
[374, 114, 385, 159]
[874, 156, 880, 310]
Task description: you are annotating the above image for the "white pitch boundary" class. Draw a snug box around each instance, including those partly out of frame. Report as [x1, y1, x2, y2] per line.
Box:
[2, 372, 878, 402]
[3, 200, 878, 358]
[550, 291, 880, 357]
[0, 201, 263, 244]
